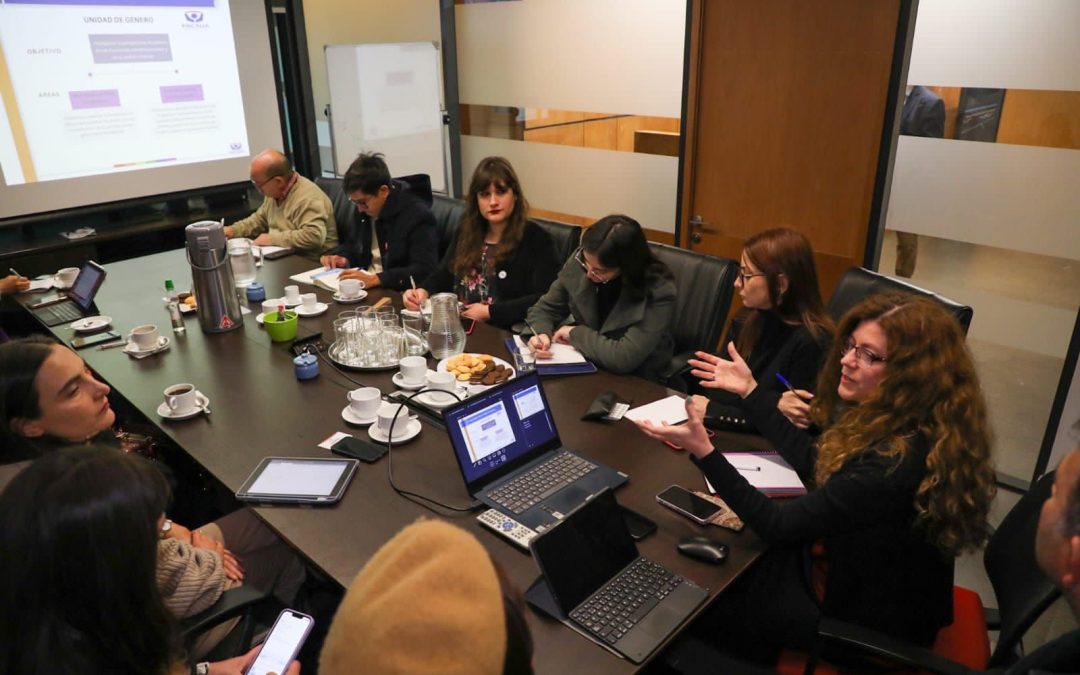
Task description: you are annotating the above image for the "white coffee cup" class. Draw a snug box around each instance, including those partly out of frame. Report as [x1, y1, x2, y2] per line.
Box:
[55, 267, 79, 288]
[347, 387, 381, 419]
[376, 402, 411, 436]
[300, 292, 318, 310]
[129, 324, 160, 351]
[164, 383, 198, 415]
[426, 370, 457, 392]
[284, 285, 301, 305]
[339, 278, 363, 298]
[398, 356, 427, 385]
[262, 299, 282, 317]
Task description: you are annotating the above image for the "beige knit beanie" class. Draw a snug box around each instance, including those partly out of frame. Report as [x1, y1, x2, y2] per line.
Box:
[320, 519, 507, 675]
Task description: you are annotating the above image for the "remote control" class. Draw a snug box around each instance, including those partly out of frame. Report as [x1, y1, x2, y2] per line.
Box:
[477, 509, 538, 550]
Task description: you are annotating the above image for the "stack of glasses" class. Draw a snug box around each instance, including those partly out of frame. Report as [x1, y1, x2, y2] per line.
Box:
[330, 306, 428, 368]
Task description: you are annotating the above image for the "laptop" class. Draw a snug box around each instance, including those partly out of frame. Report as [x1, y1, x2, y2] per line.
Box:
[530, 489, 708, 664]
[29, 261, 107, 327]
[443, 370, 627, 531]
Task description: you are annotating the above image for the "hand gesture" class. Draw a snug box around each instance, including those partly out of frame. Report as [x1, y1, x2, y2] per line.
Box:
[402, 288, 429, 310]
[778, 389, 814, 429]
[461, 303, 490, 322]
[687, 342, 758, 398]
[552, 325, 574, 345]
[631, 396, 714, 458]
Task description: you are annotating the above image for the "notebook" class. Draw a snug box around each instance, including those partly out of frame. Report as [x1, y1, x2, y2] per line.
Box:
[29, 261, 106, 327]
[442, 370, 627, 531]
[505, 336, 597, 376]
[705, 451, 807, 497]
[528, 489, 708, 664]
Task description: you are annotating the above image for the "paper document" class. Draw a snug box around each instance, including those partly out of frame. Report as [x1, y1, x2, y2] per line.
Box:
[623, 395, 689, 426]
[255, 245, 288, 257]
[512, 335, 587, 365]
[20, 278, 56, 292]
[705, 452, 806, 496]
[290, 266, 346, 292]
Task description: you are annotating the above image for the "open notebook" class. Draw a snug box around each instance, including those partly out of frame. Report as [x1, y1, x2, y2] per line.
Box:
[289, 266, 346, 292]
[705, 451, 806, 497]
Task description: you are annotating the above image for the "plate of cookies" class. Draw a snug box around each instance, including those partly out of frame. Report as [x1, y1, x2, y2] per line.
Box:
[437, 353, 515, 392]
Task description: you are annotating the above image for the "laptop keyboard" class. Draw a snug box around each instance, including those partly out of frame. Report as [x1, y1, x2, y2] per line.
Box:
[37, 302, 80, 325]
[489, 452, 597, 514]
[570, 557, 683, 645]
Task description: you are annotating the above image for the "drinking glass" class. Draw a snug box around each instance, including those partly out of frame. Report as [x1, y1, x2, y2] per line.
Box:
[402, 314, 427, 356]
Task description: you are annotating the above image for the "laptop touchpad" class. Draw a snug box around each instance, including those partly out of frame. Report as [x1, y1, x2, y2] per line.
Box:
[547, 483, 591, 516]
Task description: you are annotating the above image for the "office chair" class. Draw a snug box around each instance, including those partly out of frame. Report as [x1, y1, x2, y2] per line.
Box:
[432, 194, 465, 260]
[646, 243, 739, 387]
[777, 470, 1060, 675]
[181, 585, 278, 661]
[532, 217, 582, 264]
[827, 267, 973, 335]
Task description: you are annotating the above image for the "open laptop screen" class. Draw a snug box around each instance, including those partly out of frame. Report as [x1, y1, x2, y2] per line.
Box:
[67, 261, 106, 310]
[443, 371, 559, 487]
[530, 489, 639, 613]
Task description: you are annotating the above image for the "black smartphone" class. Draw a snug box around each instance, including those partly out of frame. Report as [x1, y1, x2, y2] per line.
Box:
[656, 485, 725, 525]
[243, 609, 313, 675]
[331, 435, 388, 463]
[71, 331, 122, 350]
[620, 505, 657, 541]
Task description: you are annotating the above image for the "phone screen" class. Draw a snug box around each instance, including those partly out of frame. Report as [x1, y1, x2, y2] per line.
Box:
[244, 610, 313, 675]
[71, 331, 121, 349]
[657, 486, 723, 521]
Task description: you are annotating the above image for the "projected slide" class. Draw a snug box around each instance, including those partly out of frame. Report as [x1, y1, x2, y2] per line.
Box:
[0, 0, 250, 186]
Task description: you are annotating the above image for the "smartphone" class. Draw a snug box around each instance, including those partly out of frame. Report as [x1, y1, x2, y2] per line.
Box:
[656, 485, 725, 525]
[464, 318, 477, 335]
[71, 331, 122, 350]
[331, 435, 388, 463]
[243, 609, 313, 675]
[620, 505, 657, 541]
[662, 428, 716, 451]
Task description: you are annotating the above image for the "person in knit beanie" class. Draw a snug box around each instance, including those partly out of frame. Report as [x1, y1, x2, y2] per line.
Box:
[320, 519, 534, 675]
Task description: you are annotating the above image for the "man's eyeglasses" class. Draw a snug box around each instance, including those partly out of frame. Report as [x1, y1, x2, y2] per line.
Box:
[349, 196, 371, 208]
[573, 248, 617, 283]
[737, 268, 768, 284]
[841, 337, 887, 367]
[251, 174, 280, 189]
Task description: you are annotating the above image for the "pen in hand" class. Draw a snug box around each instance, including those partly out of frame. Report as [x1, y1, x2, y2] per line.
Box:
[775, 372, 797, 394]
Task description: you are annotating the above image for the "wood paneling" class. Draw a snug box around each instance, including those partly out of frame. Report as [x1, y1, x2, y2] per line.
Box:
[583, 117, 619, 150]
[633, 130, 680, 156]
[997, 89, 1080, 150]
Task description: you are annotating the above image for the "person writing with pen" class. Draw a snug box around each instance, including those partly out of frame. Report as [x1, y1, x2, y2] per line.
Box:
[633, 294, 996, 667]
[1, 269, 30, 296]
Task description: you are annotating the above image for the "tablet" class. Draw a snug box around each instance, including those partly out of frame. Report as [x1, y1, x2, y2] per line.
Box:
[236, 457, 358, 505]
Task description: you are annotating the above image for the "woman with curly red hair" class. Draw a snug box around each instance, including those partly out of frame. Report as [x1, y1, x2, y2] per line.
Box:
[635, 293, 996, 664]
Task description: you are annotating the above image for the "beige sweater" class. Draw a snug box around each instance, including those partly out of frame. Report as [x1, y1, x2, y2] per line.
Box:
[231, 174, 337, 254]
[156, 538, 227, 618]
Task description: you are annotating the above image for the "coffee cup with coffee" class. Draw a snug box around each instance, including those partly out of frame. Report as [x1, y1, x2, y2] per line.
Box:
[129, 324, 160, 351]
[347, 387, 381, 420]
[164, 383, 198, 415]
[55, 267, 79, 288]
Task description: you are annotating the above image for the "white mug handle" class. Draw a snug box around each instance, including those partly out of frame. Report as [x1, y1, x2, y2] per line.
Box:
[166, 395, 181, 411]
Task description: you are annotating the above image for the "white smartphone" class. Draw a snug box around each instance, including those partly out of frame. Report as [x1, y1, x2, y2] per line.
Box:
[656, 485, 725, 525]
[243, 609, 314, 675]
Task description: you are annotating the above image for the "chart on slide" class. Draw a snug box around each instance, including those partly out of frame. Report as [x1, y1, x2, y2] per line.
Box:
[0, 0, 250, 185]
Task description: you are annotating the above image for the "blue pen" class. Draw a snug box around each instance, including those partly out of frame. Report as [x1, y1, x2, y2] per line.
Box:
[775, 372, 797, 393]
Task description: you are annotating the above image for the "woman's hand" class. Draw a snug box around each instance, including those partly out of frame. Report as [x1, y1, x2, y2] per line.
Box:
[691, 394, 709, 416]
[461, 302, 490, 322]
[402, 288, 429, 310]
[164, 522, 193, 544]
[527, 333, 553, 359]
[552, 325, 574, 345]
[192, 530, 245, 581]
[208, 645, 301, 675]
[778, 389, 814, 429]
[632, 397, 714, 459]
[688, 342, 758, 398]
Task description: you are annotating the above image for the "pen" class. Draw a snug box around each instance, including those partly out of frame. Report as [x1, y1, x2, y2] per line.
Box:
[9, 267, 22, 278]
[409, 275, 417, 292]
[775, 372, 797, 393]
[731, 465, 761, 472]
[98, 341, 127, 350]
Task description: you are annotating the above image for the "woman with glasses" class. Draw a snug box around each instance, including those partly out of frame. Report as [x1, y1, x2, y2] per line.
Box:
[690, 228, 832, 433]
[403, 157, 559, 329]
[526, 214, 676, 378]
[633, 294, 996, 665]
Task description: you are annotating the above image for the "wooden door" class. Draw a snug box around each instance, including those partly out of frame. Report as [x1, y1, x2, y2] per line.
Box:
[680, 0, 901, 298]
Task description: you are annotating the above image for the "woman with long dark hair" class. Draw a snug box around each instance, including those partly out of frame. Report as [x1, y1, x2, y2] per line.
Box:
[635, 294, 996, 664]
[0, 446, 299, 675]
[691, 227, 833, 432]
[526, 214, 676, 378]
[403, 157, 559, 329]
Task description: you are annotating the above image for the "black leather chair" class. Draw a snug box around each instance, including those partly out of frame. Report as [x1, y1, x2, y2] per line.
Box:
[431, 194, 465, 260]
[533, 217, 582, 264]
[181, 585, 277, 661]
[647, 242, 739, 386]
[316, 175, 434, 256]
[827, 267, 973, 335]
[804, 470, 1061, 674]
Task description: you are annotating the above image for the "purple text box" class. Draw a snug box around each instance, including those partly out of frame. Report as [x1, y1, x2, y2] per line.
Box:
[89, 33, 172, 64]
[160, 84, 204, 104]
[6, 1, 213, 6]
[69, 89, 121, 110]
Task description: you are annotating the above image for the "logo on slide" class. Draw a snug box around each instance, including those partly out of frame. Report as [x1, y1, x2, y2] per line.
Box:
[184, 11, 204, 22]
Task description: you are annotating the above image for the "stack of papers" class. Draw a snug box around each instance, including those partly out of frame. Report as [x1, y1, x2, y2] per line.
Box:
[705, 452, 806, 497]
[290, 267, 346, 292]
[623, 395, 689, 426]
[20, 278, 57, 293]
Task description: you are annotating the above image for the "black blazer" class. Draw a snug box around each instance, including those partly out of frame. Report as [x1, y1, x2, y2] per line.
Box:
[901, 86, 945, 138]
[328, 182, 438, 291]
[421, 221, 560, 329]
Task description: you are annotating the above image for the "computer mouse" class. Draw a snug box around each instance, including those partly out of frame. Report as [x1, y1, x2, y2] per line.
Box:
[676, 536, 729, 565]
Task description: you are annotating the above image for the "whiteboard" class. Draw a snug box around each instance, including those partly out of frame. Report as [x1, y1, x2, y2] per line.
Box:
[325, 42, 446, 193]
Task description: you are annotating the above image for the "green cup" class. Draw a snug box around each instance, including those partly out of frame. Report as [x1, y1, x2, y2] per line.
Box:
[263, 310, 299, 342]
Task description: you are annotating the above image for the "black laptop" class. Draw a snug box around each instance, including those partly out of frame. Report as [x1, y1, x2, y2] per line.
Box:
[29, 261, 106, 327]
[530, 489, 708, 664]
[443, 370, 627, 531]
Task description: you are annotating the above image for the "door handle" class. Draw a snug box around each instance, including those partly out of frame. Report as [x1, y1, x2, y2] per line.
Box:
[690, 232, 702, 244]
[688, 215, 719, 234]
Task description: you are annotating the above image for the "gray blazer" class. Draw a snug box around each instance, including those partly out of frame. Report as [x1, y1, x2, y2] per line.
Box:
[527, 258, 676, 378]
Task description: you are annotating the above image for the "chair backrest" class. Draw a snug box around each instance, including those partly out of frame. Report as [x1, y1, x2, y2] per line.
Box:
[315, 176, 354, 244]
[532, 217, 581, 264]
[431, 194, 464, 260]
[984, 470, 1062, 666]
[647, 242, 739, 355]
[826, 267, 973, 334]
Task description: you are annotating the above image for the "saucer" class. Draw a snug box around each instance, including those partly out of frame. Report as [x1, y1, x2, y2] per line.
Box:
[368, 418, 422, 444]
[392, 370, 430, 390]
[283, 298, 302, 308]
[341, 405, 378, 426]
[412, 388, 467, 409]
[332, 290, 369, 304]
[124, 335, 170, 355]
[295, 302, 329, 317]
[156, 392, 209, 421]
[71, 315, 112, 332]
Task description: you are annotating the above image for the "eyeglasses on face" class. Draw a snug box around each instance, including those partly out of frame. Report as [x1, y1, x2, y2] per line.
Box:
[250, 174, 281, 189]
[736, 267, 768, 284]
[573, 248, 617, 283]
[841, 336, 887, 367]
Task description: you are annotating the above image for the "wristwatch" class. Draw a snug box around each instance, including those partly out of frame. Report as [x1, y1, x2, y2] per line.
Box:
[160, 518, 173, 539]
[194, 662, 209, 675]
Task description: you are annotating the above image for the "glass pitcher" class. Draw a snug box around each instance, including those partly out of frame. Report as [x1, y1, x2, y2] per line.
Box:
[227, 238, 258, 287]
[427, 292, 466, 359]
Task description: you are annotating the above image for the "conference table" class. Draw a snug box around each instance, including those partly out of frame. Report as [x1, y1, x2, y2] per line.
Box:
[27, 249, 767, 674]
